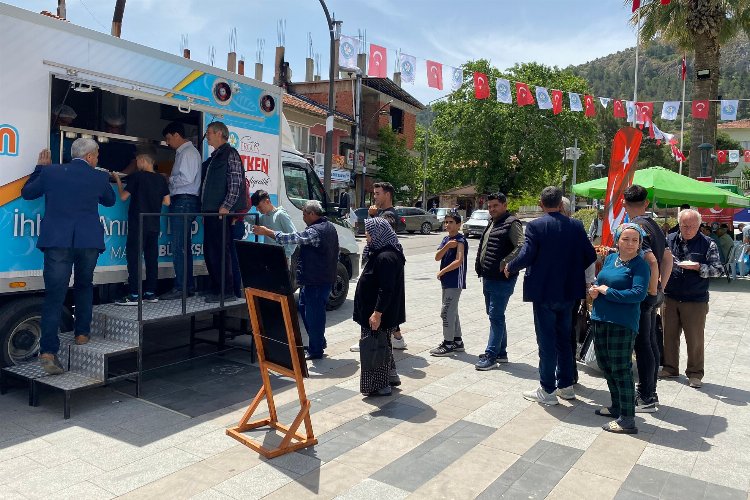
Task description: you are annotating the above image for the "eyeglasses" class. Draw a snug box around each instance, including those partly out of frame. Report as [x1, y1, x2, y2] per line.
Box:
[679, 224, 699, 229]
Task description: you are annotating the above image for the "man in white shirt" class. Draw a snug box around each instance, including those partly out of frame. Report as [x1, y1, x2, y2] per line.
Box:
[160, 122, 203, 300]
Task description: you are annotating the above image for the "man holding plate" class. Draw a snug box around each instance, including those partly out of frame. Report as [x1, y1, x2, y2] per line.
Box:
[660, 209, 722, 388]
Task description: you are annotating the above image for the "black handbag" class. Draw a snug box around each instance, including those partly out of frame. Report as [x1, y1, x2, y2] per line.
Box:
[359, 330, 389, 371]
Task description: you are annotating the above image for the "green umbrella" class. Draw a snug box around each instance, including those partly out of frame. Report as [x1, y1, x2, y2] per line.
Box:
[711, 182, 740, 195]
[572, 166, 750, 208]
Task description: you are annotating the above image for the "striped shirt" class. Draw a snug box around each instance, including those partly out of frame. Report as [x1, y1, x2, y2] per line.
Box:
[438, 233, 468, 289]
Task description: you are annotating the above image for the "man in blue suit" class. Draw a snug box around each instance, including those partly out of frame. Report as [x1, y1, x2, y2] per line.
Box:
[505, 186, 596, 405]
[22, 138, 116, 374]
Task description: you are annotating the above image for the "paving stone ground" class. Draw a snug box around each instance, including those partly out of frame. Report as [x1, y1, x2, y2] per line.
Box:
[1, 232, 749, 499]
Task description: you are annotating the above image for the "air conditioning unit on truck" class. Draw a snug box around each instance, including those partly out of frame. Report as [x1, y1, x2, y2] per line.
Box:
[0, 3, 359, 367]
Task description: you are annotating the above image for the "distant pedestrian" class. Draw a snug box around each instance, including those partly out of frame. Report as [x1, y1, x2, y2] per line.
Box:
[430, 213, 469, 357]
[589, 223, 650, 434]
[660, 209, 723, 388]
[474, 193, 524, 370]
[506, 186, 596, 405]
[338, 187, 351, 216]
[588, 209, 604, 244]
[353, 218, 405, 396]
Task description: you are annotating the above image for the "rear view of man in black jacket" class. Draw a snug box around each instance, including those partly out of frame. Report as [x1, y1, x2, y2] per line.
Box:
[474, 193, 525, 370]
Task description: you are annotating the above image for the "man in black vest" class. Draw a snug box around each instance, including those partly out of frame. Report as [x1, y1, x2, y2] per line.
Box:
[254, 200, 339, 360]
[661, 209, 722, 388]
[624, 185, 673, 411]
[338, 187, 351, 216]
[201, 122, 247, 303]
[474, 193, 525, 371]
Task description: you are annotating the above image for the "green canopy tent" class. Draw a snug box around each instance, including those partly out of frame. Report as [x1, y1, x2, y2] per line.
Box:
[572, 166, 750, 208]
[712, 182, 740, 195]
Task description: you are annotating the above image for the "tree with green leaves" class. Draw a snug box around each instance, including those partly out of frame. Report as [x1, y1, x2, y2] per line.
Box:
[372, 127, 423, 205]
[630, 0, 750, 178]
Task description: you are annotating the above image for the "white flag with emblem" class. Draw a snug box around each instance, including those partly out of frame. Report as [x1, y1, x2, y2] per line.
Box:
[599, 97, 611, 109]
[399, 53, 417, 84]
[496, 78, 512, 104]
[338, 35, 359, 70]
[729, 150, 740, 163]
[569, 93, 583, 112]
[721, 100, 739, 121]
[535, 87, 553, 109]
[625, 101, 636, 122]
[450, 67, 463, 91]
[661, 101, 680, 120]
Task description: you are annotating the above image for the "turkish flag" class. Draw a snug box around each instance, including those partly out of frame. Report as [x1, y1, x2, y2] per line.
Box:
[368, 44, 387, 78]
[692, 100, 710, 119]
[602, 127, 643, 247]
[661, 0, 670, 4]
[744, 150, 750, 163]
[632, 0, 641, 12]
[636, 102, 653, 126]
[516, 82, 534, 106]
[584, 95, 596, 117]
[474, 72, 489, 99]
[717, 150, 728, 164]
[613, 100, 626, 118]
[551, 90, 563, 115]
[426, 60, 443, 90]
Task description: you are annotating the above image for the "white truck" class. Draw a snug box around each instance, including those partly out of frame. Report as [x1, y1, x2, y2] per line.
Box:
[0, 3, 359, 367]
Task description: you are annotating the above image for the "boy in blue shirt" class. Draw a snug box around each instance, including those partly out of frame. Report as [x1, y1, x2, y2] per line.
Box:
[430, 213, 469, 356]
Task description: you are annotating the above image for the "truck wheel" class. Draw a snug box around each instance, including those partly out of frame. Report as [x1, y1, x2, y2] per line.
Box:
[420, 222, 432, 234]
[326, 262, 349, 310]
[0, 297, 73, 367]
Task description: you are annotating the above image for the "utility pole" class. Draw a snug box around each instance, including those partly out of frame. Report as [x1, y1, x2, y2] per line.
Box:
[318, 0, 339, 197]
[112, 0, 126, 38]
[57, 0, 66, 19]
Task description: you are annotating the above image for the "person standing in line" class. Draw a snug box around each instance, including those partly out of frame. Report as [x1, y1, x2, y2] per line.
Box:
[589, 223, 650, 434]
[253, 200, 339, 360]
[22, 140, 116, 374]
[430, 213, 469, 357]
[589, 209, 604, 244]
[201, 122, 248, 303]
[623, 185, 673, 412]
[353, 218, 405, 396]
[660, 209, 723, 388]
[251, 189, 297, 264]
[338, 187, 351, 217]
[160, 122, 202, 300]
[113, 148, 171, 305]
[474, 193, 525, 370]
[506, 186, 596, 404]
[351, 181, 406, 351]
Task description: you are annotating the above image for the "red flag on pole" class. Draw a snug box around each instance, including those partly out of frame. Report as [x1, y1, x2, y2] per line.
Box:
[681, 55, 687, 81]
[744, 150, 750, 163]
[473, 72, 489, 99]
[515, 82, 534, 106]
[717, 150, 728, 164]
[636, 102, 654, 126]
[426, 60, 443, 90]
[368, 44, 387, 78]
[602, 127, 643, 246]
[692, 100, 710, 119]
[632, 0, 641, 12]
[661, 0, 671, 4]
[551, 90, 563, 115]
[613, 100, 626, 118]
[584, 95, 596, 117]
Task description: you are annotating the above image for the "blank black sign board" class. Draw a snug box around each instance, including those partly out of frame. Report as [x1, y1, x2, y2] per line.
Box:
[234, 241, 308, 377]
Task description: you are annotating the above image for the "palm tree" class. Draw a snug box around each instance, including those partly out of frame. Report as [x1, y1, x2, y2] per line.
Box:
[630, 0, 750, 178]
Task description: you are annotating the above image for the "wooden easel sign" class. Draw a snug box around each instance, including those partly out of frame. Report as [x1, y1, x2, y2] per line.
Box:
[226, 241, 317, 458]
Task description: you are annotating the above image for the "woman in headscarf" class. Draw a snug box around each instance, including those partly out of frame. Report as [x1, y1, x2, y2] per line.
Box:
[588, 223, 650, 434]
[353, 218, 406, 396]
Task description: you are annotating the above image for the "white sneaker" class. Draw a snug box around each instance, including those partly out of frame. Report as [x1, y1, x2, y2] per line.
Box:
[391, 334, 407, 350]
[349, 343, 360, 352]
[523, 386, 559, 406]
[556, 386, 576, 400]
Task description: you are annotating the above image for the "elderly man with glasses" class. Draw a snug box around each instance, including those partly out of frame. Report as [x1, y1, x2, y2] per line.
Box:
[660, 209, 723, 388]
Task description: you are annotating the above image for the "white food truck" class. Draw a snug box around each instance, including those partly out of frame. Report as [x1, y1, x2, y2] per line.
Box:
[0, 3, 359, 366]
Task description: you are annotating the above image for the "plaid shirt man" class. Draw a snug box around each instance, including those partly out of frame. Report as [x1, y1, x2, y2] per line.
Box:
[221, 146, 243, 212]
[273, 226, 321, 247]
[670, 232, 723, 278]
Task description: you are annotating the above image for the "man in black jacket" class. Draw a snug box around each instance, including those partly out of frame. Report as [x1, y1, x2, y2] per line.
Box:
[254, 200, 339, 360]
[474, 193, 525, 370]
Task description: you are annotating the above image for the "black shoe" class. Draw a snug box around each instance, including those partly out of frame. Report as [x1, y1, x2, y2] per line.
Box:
[635, 396, 657, 413]
[389, 374, 402, 386]
[143, 292, 158, 303]
[115, 294, 140, 306]
[452, 339, 465, 352]
[430, 341, 457, 357]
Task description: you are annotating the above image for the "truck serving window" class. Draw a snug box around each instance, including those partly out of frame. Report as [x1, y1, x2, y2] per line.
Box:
[283, 162, 326, 210]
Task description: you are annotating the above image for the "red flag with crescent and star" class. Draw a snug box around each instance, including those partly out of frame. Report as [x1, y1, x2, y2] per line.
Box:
[635, 102, 654, 126]
[550, 90, 563, 115]
[426, 60, 443, 90]
[744, 150, 750, 163]
[474, 72, 489, 99]
[717, 150, 728, 164]
[602, 127, 643, 247]
[515, 82, 534, 106]
[368, 44, 387, 78]
[584, 95, 596, 117]
[692, 100, 710, 119]
[613, 100, 626, 118]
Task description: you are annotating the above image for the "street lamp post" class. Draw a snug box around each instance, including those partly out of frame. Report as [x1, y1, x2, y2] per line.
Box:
[318, 0, 340, 196]
[361, 100, 393, 207]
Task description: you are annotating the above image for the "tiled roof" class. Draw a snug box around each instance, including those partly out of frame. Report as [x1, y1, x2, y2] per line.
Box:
[718, 119, 750, 129]
[39, 11, 68, 22]
[283, 92, 355, 123]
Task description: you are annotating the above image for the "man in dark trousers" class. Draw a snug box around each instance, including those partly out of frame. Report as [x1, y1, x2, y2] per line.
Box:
[200, 122, 248, 303]
[253, 200, 339, 360]
[506, 186, 596, 405]
[624, 184, 673, 412]
[474, 193, 525, 370]
[21, 139, 116, 374]
[338, 187, 351, 216]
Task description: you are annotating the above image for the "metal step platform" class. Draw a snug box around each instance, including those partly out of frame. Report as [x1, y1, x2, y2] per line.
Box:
[1, 296, 248, 419]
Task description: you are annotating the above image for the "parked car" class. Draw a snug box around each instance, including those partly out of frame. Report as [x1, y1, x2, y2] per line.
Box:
[462, 209, 491, 237]
[396, 206, 439, 234]
[354, 207, 408, 234]
[429, 207, 454, 231]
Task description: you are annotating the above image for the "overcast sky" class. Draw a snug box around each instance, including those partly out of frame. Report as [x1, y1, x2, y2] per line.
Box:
[5, 0, 639, 104]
